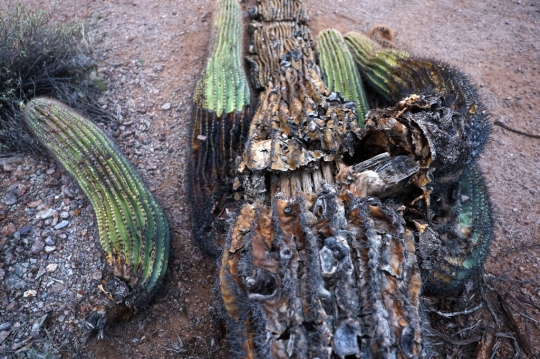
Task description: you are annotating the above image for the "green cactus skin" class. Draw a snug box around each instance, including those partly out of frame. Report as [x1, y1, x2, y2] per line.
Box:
[316, 29, 369, 125]
[420, 163, 493, 290]
[24, 97, 169, 336]
[190, 0, 251, 256]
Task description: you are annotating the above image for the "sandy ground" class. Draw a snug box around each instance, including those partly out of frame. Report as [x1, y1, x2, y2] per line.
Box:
[1, 0, 539, 358]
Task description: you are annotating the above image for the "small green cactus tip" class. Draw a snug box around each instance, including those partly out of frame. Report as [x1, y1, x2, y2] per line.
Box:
[316, 29, 369, 125]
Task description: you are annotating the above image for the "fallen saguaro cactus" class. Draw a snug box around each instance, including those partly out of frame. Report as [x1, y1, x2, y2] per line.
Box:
[190, 0, 493, 357]
[24, 98, 170, 339]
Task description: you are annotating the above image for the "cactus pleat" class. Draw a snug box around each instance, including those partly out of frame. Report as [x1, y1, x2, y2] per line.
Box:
[24, 97, 169, 334]
[317, 29, 369, 125]
[190, 0, 250, 255]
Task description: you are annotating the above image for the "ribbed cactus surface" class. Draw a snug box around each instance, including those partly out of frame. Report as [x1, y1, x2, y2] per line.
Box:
[24, 97, 169, 336]
[190, 0, 251, 255]
[317, 29, 369, 125]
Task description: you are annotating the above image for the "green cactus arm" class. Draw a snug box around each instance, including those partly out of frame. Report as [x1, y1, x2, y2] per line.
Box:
[23, 98, 169, 293]
[189, 0, 251, 255]
[317, 29, 369, 124]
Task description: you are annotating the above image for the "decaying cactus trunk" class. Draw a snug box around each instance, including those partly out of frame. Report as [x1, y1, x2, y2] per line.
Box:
[217, 1, 423, 357]
[25, 98, 170, 339]
[190, 0, 493, 357]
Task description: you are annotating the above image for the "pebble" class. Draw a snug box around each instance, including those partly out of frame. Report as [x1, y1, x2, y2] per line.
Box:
[92, 271, 102, 280]
[6, 301, 18, 312]
[36, 208, 55, 220]
[44, 246, 56, 254]
[54, 220, 69, 230]
[46, 264, 58, 273]
[31, 240, 45, 254]
[45, 237, 56, 246]
[23, 290, 37, 298]
[60, 211, 70, 219]
[0, 223, 16, 237]
[162, 102, 171, 110]
[1, 191, 17, 205]
[19, 226, 32, 237]
[0, 323, 11, 331]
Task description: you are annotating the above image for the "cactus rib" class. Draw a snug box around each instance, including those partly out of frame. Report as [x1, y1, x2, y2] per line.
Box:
[317, 29, 369, 125]
[24, 97, 169, 337]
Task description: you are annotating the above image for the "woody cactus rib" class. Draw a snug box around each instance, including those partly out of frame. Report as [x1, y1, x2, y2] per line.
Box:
[190, 0, 250, 255]
[24, 97, 169, 338]
[317, 29, 369, 125]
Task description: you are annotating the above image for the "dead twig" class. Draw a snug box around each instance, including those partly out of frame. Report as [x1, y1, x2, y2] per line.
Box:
[428, 302, 483, 318]
[494, 120, 540, 139]
[497, 293, 534, 357]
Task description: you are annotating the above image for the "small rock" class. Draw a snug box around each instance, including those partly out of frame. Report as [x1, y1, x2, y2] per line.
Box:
[45, 237, 56, 246]
[0, 223, 16, 237]
[19, 226, 32, 237]
[6, 301, 18, 312]
[60, 211, 70, 219]
[50, 283, 65, 294]
[46, 264, 58, 273]
[0, 268, 4, 281]
[36, 208, 55, 220]
[162, 102, 171, 110]
[54, 220, 69, 230]
[3, 164, 14, 172]
[44, 246, 56, 254]
[0, 323, 10, 331]
[1, 191, 17, 205]
[23, 289, 37, 298]
[31, 314, 47, 333]
[92, 271, 102, 280]
[0, 331, 10, 345]
[31, 240, 45, 254]
[27, 200, 42, 208]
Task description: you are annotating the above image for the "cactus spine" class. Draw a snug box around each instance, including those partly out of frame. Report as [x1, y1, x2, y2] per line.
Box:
[317, 29, 369, 125]
[190, 0, 251, 255]
[24, 97, 169, 335]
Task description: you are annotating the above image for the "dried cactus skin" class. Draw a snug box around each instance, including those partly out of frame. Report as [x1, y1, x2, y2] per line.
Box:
[190, 0, 251, 255]
[316, 29, 369, 125]
[344, 31, 492, 165]
[220, 188, 422, 358]
[24, 97, 170, 337]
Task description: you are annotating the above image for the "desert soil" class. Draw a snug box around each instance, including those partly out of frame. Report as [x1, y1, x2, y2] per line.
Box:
[1, 0, 539, 358]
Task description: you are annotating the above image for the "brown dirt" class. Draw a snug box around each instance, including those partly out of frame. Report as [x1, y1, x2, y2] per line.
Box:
[1, 0, 539, 358]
